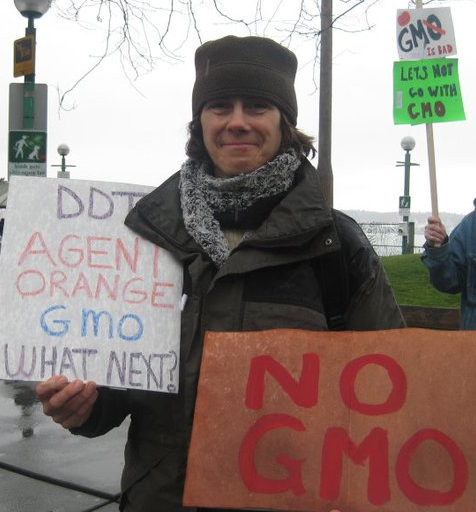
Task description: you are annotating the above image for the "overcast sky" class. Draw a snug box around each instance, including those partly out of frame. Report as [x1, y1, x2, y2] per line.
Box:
[0, 0, 475, 217]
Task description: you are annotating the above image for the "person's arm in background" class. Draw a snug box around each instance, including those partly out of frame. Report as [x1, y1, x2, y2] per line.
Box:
[421, 215, 465, 295]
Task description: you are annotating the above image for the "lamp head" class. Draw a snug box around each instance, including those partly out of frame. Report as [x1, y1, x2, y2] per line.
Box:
[400, 136, 416, 152]
[14, 0, 51, 19]
[57, 143, 70, 157]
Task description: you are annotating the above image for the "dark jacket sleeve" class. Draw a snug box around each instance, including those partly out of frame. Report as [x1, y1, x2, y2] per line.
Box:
[334, 210, 406, 330]
[70, 387, 130, 438]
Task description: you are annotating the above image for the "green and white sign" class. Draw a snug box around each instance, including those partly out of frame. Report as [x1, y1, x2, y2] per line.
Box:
[399, 195, 411, 215]
[393, 58, 465, 125]
[8, 130, 47, 177]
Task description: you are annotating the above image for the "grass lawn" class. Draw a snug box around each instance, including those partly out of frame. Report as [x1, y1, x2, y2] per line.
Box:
[381, 253, 460, 308]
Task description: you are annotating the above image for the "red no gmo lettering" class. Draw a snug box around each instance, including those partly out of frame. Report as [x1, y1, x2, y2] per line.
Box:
[239, 353, 468, 506]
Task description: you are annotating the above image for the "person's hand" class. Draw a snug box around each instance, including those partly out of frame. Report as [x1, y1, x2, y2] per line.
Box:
[424, 215, 447, 247]
[36, 375, 98, 429]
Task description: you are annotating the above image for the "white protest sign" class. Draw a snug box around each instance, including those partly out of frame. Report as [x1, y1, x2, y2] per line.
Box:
[0, 176, 183, 392]
[396, 7, 456, 61]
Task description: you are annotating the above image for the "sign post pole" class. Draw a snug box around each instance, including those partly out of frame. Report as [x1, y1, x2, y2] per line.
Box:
[426, 122, 439, 217]
[415, 0, 439, 218]
[9, 3, 51, 180]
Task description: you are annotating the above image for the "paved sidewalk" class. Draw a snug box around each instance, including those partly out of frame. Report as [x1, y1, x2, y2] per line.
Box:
[0, 380, 129, 512]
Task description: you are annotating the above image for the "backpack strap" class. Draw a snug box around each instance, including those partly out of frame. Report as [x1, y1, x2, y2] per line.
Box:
[314, 211, 350, 331]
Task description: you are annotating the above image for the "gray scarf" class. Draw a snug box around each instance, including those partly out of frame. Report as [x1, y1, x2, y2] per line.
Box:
[179, 150, 301, 266]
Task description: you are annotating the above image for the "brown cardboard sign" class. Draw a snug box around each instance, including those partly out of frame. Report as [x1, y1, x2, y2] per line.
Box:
[183, 328, 476, 511]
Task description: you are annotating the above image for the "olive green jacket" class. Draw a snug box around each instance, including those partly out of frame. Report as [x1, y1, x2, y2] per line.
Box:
[72, 160, 405, 511]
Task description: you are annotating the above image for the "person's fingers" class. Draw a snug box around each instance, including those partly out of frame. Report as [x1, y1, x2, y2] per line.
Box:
[36, 375, 69, 404]
[47, 379, 87, 410]
[52, 381, 98, 429]
[427, 215, 441, 224]
[37, 377, 98, 428]
[424, 216, 447, 246]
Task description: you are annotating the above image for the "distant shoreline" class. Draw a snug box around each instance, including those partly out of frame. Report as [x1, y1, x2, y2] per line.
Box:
[343, 210, 464, 234]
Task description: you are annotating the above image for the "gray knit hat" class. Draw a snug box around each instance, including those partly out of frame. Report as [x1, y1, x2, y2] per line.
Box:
[192, 35, 298, 125]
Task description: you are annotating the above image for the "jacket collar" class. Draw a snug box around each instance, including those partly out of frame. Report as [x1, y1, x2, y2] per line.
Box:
[125, 159, 337, 261]
[242, 159, 334, 247]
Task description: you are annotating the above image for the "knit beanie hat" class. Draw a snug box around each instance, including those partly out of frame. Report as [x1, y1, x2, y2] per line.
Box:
[192, 35, 298, 125]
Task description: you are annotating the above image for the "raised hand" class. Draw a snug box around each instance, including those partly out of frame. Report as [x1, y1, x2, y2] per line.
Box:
[424, 215, 447, 247]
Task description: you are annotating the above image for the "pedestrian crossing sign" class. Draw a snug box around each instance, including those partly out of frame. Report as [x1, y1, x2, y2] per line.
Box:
[8, 130, 47, 177]
[399, 195, 411, 216]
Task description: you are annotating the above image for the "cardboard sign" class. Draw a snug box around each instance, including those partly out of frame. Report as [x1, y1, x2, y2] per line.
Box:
[0, 177, 183, 392]
[393, 58, 465, 125]
[184, 328, 476, 511]
[396, 7, 456, 61]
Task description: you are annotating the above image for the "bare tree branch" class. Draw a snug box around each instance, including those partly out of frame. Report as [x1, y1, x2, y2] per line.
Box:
[48, 0, 408, 107]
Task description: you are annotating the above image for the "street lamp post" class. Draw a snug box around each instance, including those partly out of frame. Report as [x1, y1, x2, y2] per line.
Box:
[14, 0, 51, 129]
[396, 136, 419, 254]
[14, 0, 51, 83]
[51, 144, 76, 178]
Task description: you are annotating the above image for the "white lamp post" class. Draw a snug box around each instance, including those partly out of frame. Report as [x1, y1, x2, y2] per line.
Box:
[400, 136, 416, 153]
[396, 136, 419, 254]
[14, 0, 51, 18]
[52, 144, 76, 178]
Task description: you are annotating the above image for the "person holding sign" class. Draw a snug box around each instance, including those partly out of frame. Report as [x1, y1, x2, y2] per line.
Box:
[423, 205, 476, 330]
[36, 35, 405, 512]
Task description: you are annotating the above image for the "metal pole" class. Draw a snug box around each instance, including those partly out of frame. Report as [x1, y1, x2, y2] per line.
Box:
[52, 144, 76, 178]
[24, 17, 36, 83]
[317, 0, 333, 207]
[396, 136, 419, 255]
[402, 150, 411, 254]
[23, 16, 35, 129]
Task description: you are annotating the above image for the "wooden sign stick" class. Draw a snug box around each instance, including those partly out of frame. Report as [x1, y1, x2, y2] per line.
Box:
[426, 123, 439, 217]
[417, 0, 440, 219]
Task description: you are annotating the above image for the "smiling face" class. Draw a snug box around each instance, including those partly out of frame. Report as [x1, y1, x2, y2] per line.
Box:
[200, 97, 282, 178]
